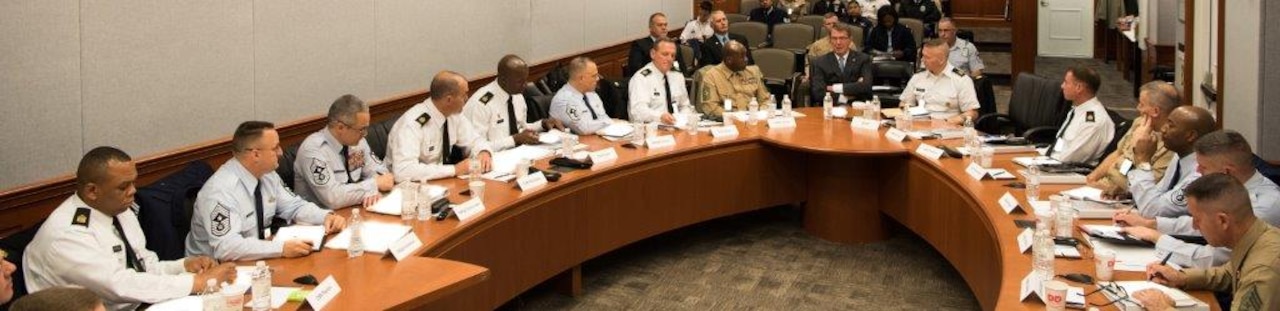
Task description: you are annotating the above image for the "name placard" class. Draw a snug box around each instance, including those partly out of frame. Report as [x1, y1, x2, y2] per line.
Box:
[516, 171, 549, 192]
[588, 147, 618, 165]
[711, 126, 739, 138]
[915, 144, 944, 161]
[306, 275, 342, 311]
[885, 128, 908, 142]
[389, 231, 423, 261]
[767, 117, 796, 129]
[999, 192, 1021, 214]
[645, 135, 676, 149]
[966, 162, 988, 181]
[453, 199, 486, 223]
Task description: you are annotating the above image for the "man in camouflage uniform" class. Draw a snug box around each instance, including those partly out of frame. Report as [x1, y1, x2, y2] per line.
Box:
[698, 40, 771, 119]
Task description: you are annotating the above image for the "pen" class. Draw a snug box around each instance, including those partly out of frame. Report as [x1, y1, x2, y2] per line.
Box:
[1150, 252, 1173, 281]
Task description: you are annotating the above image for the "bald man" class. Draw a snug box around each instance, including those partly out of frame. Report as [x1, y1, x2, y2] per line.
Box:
[1125, 105, 1219, 218]
[463, 55, 565, 152]
[388, 71, 493, 181]
[1132, 174, 1280, 311]
[698, 40, 771, 119]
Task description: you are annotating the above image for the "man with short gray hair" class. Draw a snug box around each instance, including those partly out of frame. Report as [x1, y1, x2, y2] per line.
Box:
[551, 57, 615, 135]
[1089, 81, 1181, 196]
[294, 94, 394, 209]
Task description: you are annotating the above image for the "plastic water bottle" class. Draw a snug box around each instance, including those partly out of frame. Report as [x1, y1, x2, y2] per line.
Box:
[348, 208, 365, 257]
[781, 95, 793, 117]
[764, 96, 776, 118]
[1026, 164, 1041, 202]
[1032, 225, 1055, 282]
[822, 93, 834, 120]
[251, 261, 271, 311]
[747, 98, 760, 125]
[870, 95, 882, 121]
[202, 279, 223, 311]
[963, 116, 979, 152]
[467, 153, 482, 182]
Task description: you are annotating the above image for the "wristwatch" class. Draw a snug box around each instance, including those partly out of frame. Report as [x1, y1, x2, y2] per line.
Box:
[1137, 162, 1153, 171]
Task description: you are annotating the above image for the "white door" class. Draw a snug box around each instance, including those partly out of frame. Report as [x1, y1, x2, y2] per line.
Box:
[1038, 0, 1095, 57]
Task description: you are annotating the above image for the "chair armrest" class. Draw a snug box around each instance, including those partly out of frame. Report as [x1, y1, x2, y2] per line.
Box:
[974, 113, 1012, 134]
[1023, 126, 1060, 145]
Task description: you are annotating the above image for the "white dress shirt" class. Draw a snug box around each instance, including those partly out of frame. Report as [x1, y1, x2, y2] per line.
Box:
[628, 62, 690, 123]
[462, 81, 542, 152]
[1048, 97, 1115, 164]
[387, 99, 492, 182]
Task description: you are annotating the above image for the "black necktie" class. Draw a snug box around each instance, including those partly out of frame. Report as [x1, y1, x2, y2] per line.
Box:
[583, 95, 599, 119]
[1167, 160, 1182, 191]
[340, 145, 356, 183]
[441, 120, 453, 162]
[1047, 109, 1075, 157]
[112, 217, 146, 272]
[254, 182, 266, 240]
[507, 96, 519, 135]
[663, 74, 674, 113]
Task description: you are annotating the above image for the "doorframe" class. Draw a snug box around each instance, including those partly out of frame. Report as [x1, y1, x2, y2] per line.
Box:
[1011, 0, 1038, 77]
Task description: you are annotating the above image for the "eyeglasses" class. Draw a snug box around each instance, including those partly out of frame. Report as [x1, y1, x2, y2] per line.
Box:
[1084, 282, 1132, 307]
[338, 120, 369, 134]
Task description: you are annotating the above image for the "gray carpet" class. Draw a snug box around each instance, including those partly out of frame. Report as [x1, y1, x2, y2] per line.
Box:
[507, 208, 981, 311]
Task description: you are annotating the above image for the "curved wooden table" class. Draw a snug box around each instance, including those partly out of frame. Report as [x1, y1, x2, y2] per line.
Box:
[272, 108, 1217, 310]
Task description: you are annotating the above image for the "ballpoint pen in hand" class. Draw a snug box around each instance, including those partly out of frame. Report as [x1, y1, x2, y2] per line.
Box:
[1150, 252, 1174, 281]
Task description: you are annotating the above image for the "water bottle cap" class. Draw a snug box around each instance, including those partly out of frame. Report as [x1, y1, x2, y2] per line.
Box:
[256, 260, 266, 267]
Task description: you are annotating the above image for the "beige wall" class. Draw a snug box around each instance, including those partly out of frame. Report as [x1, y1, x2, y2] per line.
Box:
[0, 0, 693, 190]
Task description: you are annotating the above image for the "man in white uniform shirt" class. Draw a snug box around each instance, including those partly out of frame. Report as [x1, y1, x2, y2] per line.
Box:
[1047, 66, 1115, 164]
[388, 71, 493, 182]
[629, 38, 689, 125]
[463, 55, 565, 152]
[898, 39, 980, 125]
[25, 147, 235, 310]
[551, 57, 617, 135]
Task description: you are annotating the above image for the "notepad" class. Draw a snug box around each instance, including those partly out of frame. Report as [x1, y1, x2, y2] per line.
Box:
[325, 222, 412, 254]
[1108, 281, 1201, 308]
[274, 225, 325, 251]
[597, 123, 634, 137]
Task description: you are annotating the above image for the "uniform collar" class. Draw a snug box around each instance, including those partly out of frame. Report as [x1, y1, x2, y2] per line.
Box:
[928, 64, 957, 78]
[421, 98, 447, 124]
[69, 193, 115, 226]
[1245, 171, 1275, 192]
[1229, 219, 1274, 269]
[227, 157, 260, 194]
[1074, 97, 1102, 111]
[642, 62, 670, 76]
[949, 38, 969, 51]
[321, 127, 346, 153]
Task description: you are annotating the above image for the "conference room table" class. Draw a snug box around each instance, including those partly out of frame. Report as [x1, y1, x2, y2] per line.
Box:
[260, 107, 1217, 310]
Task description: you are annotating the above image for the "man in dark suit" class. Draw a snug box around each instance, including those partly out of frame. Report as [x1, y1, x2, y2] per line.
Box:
[626, 12, 688, 77]
[810, 24, 873, 105]
[698, 10, 752, 70]
[748, 0, 788, 35]
[810, 0, 846, 17]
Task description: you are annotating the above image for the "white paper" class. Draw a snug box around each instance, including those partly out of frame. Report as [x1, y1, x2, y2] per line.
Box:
[148, 296, 201, 311]
[516, 171, 549, 191]
[306, 276, 341, 311]
[389, 231, 424, 261]
[490, 145, 556, 175]
[1054, 245, 1081, 258]
[1030, 200, 1052, 213]
[907, 106, 930, 116]
[598, 123, 634, 137]
[645, 135, 676, 149]
[271, 287, 301, 309]
[885, 128, 908, 142]
[1119, 159, 1134, 175]
[711, 126, 739, 138]
[850, 118, 880, 131]
[274, 226, 325, 251]
[588, 147, 618, 164]
[1083, 234, 1161, 272]
[999, 192, 1021, 214]
[767, 117, 796, 129]
[915, 144, 944, 161]
[366, 187, 446, 216]
[538, 130, 565, 144]
[451, 198, 486, 223]
[1013, 156, 1063, 167]
[987, 169, 1016, 180]
[325, 222, 412, 254]
[1108, 281, 1200, 307]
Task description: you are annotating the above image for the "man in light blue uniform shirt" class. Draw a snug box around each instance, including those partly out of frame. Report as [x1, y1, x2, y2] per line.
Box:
[1118, 130, 1280, 267]
[187, 121, 347, 261]
[294, 94, 394, 209]
[550, 57, 616, 135]
[1124, 106, 1217, 218]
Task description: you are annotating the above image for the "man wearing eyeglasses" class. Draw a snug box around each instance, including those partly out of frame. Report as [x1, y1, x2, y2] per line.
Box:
[1134, 173, 1280, 311]
[550, 57, 616, 135]
[187, 121, 348, 261]
[294, 94, 394, 210]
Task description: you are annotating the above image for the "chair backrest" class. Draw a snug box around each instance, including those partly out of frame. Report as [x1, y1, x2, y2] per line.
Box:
[523, 81, 545, 97]
[847, 23, 865, 50]
[679, 44, 696, 72]
[1008, 73, 1072, 133]
[899, 18, 925, 48]
[527, 94, 553, 123]
[135, 160, 213, 260]
[740, 0, 761, 14]
[275, 143, 302, 190]
[957, 29, 975, 43]
[972, 76, 997, 117]
[1100, 109, 1132, 161]
[690, 66, 714, 112]
[870, 60, 915, 87]
[365, 114, 400, 160]
[751, 48, 797, 81]
[727, 13, 751, 24]
[772, 23, 816, 50]
[596, 78, 629, 120]
[796, 15, 826, 39]
[729, 22, 769, 49]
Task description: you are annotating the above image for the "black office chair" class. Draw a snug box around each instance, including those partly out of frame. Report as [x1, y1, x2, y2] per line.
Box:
[275, 143, 301, 191]
[597, 78, 629, 120]
[524, 82, 545, 97]
[973, 76, 997, 117]
[1097, 109, 1133, 166]
[975, 73, 1071, 144]
[1254, 155, 1280, 185]
[527, 94, 553, 124]
[136, 160, 213, 260]
[365, 114, 400, 160]
[870, 60, 915, 108]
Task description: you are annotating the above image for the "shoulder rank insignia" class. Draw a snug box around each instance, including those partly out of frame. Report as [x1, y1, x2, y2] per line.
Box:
[72, 207, 91, 227]
[1085, 111, 1096, 122]
[952, 67, 967, 76]
[415, 113, 430, 126]
[479, 92, 494, 104]
[640, 68, 652, 76]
